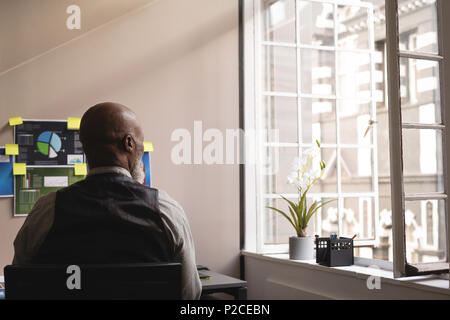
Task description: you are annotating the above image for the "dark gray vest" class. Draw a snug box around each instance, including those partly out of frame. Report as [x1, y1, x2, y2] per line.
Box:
[32, 173, 174, 265]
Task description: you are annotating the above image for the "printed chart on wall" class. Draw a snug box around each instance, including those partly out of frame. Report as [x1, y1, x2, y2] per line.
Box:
[10, 119, 153, 216]
[14, 167, 85, 216]
[14, 120, 84, 166]
[13, 119, 86, 216]
[142, 151, 151, 188]
[0, 147, 14, 197]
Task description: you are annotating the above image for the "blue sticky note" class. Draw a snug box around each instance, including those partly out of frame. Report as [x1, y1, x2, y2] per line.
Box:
[0, 147, 14, 197]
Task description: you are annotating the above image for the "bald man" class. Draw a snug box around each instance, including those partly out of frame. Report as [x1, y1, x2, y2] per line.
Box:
[12, 102, 201, 300]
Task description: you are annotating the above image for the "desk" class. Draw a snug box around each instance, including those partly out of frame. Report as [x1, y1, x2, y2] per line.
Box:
[200, 270, 247, 300]
[0, 272, 248, 300]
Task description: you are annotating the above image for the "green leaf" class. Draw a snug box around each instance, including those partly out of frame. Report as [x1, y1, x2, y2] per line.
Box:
[305, 199, 335, 225]
[288, 206, 299, 231]
[279, 195, 297, 212]
[279, 195, 300, 228]
[297, 187, 310, 229]
[304, 201, 321, 226]
[266, 206, 298, 233]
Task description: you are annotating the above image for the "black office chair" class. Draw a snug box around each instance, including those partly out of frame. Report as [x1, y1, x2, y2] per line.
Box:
[4, 263, 181, 300]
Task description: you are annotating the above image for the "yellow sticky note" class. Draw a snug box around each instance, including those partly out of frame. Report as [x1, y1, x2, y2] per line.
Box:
[144, 142, 154, 152]
[67, 117, 81, 130]
[74, 163, 87, 176]
[5, 144, 19, 155]
[9, 117, 23, 126]
[13, 163, 26, 175]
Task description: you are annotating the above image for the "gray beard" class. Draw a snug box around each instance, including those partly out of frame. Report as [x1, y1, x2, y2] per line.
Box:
[131, 153, 145, 184]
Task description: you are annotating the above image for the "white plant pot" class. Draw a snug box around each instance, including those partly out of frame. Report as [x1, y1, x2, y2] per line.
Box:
[289, 236, 315, 260]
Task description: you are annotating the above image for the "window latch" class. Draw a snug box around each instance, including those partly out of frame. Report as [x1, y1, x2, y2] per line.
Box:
[363, 120, 378, 138]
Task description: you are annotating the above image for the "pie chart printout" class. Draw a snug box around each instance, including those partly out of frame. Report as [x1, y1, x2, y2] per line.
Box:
[37, 131, 62, 159]
[13, 120, 87, 216]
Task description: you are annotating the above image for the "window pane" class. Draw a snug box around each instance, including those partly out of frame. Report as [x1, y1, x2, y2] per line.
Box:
[402, 129, 444, 194]
[264, 146, 338, 195]
[337, 52, 372, 99]
[337, 5, 370, 50]
[342, 197, 375, 240]
[298, 1, 335, 47]
[341, 148, 374, 193]
[405, 200, 447, 264]
[263, 0, 296, 43]
[339, 100, 372, 145]
[309, 147, 338, 194]
[301, 98, 336, 144]
[400, 58, 442, 124]
[265, 198, 296, 244]
[300, 48, 335, 95]
[375, 42, 386, 108]
[313, 197, 339, 238]
[375, 206, 394, 261]
[263, 46, 297, 92]
[264, 96, 298, 143]
[398, 0, 438, 54]
[263, 146, 298, 195]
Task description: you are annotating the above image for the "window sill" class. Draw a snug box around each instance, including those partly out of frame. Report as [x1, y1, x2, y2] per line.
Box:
[241, 251, 450, 296]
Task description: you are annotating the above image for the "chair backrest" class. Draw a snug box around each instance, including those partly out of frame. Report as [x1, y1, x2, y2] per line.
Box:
[4, 263, 182, 300]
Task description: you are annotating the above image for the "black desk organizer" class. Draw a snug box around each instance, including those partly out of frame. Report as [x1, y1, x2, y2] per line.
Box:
[316, 237, 354, 267]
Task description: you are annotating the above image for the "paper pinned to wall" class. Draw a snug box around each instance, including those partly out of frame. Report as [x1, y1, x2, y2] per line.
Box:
[13, 163, 26, 176]
[67, 117, 81, 130]
[44, 176, 69, 187]
[9, 117, 23, 126]
[142, 151, 151, 187]
[144, 142, 154, 152]
[15, 119, 84, 166]
[5, 144, 19, 155]
[74, 163, 87, 176]
[0, 147, 14, 197]
[14, 166, 85, 216]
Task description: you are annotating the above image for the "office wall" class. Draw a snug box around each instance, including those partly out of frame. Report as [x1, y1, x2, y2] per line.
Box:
[0, 0, 240, 276]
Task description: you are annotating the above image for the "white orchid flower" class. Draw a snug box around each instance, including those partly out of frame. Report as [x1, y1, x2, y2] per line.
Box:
[287, 140, 325, 192]
[268, 140, 333, 238]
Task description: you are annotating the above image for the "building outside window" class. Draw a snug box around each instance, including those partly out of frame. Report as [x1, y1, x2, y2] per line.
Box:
[244, 0, 448, 272]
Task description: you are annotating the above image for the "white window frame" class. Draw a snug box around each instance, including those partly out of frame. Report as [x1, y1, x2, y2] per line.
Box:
[386, 0, 450, 278]
[244, 0, 450, 280]
[442, 0, 450, 288]
[245, 0, 381, 255]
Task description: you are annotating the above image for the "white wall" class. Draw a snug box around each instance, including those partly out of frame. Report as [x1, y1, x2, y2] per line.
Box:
[245, 254, 450, 299]
[0, 0, 240, 277]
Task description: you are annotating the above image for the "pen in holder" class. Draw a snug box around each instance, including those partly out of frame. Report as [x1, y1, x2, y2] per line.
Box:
[315, 235, 354, 267]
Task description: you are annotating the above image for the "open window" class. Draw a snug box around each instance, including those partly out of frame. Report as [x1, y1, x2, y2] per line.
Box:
[386, 0, 450, 277]
[243, 0, 450, 279]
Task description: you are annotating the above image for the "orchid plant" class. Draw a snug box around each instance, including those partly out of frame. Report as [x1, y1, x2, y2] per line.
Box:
[267, 140, 333, 238]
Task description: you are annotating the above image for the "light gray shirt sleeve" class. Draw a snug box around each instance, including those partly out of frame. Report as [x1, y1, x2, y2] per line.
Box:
[158, 190, 202, 300]
[13, 192, 56, 265]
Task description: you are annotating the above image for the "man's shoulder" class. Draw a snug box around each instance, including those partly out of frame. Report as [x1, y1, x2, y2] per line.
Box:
[157, 189, 189, 228]
[31, 192, 57, 212]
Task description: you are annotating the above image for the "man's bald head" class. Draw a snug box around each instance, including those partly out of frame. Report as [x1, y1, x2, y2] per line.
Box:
[80, 102, 145, 180]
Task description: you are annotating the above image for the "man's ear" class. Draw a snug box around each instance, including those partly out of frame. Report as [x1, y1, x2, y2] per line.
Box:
[123, 134, 135, 153]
